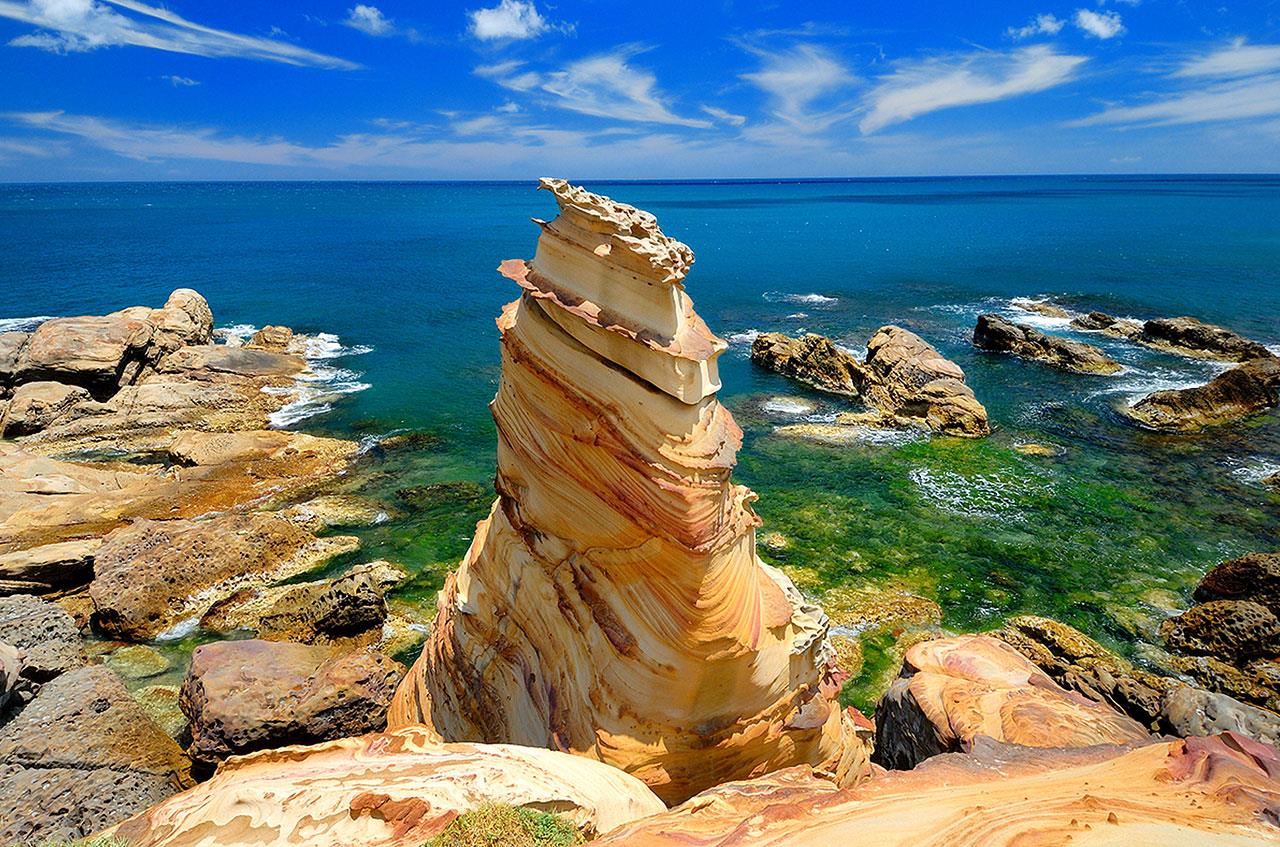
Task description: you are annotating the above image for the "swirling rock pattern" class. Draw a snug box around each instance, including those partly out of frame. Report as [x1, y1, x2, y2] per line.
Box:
[389, 179, 857, 804]
[107, 728, 666, 847]
[595, 733, 1280, 846]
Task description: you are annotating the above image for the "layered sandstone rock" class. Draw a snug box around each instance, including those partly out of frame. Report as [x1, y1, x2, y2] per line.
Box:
[974, 314, 1122, 374]
[1071, 310, 1144, 339]
[389, 179, 857, 804]
[108, 729, 666, 847]
[874, 635, 1149, 769]
[595, 733, 1280, 846]
[1138, 316, 1275, 362]
[1121, 356, 1280, 431]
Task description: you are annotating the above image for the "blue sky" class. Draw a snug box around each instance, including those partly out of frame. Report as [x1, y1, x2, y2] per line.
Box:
[1, 0, 1278, 179]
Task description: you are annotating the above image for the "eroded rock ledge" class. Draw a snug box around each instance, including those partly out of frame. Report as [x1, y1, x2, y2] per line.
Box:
[389, 179, 862, 804]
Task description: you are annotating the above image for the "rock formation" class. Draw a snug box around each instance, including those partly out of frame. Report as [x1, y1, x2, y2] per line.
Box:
[388, 179, 859, 804]
[873, 635, 1149, 769]
[1010, 297, 1071, 318]
[594, 733, 1280, 845]
[1071, 310, 1143, 339]
[1138, 316, 1275, 362]
[107, 729, 667, 847]
[751, 328, 989, 437]
[973, 314, 1122, 374]
[1121, 356, 1280, 431]
[180, 640, 403, 769]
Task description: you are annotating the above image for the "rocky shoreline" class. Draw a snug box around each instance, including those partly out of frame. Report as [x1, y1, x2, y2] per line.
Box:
[2, 185, 1278, 845]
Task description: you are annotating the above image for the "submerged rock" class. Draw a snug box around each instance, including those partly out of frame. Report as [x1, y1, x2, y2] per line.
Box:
[88, 514, 359, 640]
[389, 179, 860, 804]
[1121, 356, 1280, 431]
[1138, 316, 1275, 362]
[1010, 297, 1071, 318]
[597, 733, 1280, 846]
[109, 728, 666, 847]
[179, 639, 403, 768]
[0, 665, 191, 845]
[873, 635, 1149, 770]
[973, 314, 1122, 374]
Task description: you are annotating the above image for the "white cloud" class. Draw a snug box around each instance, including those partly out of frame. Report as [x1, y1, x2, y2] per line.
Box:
[859, 45, 1087, 134]
[467, 0, 549, 41]
[161, 74, 198, 86]
[343, 5, 392, 37]
[1074, 39, 1280, 129]
[701, 105, 747, 127]
[1074, 9, 1125, 40]
[481, 47, 711, 127]
[1174, 38, 1280, 78]
[740, 44, 856, 131]
[0, 0, 358, 68]
[1007, 14, 1065, 40]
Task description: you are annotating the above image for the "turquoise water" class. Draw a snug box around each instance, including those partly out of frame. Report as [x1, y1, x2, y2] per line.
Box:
[3, 177, 1278, 689]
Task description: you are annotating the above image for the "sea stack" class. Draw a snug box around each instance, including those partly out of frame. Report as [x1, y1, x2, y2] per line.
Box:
[389, 179, 856, 803]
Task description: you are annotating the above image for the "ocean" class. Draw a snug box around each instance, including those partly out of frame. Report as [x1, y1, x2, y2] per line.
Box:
[3, 176, 1278, 702]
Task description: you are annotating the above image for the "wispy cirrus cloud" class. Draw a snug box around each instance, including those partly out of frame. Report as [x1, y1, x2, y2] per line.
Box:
[0, 0, 358, 69]
[1072, 39, 1280, 128]
[161, 74, 198, 87]
[477, 47, 711, 128]
[740, 44, 857, 132]
[859, 45, 1087, 134]
[701, 105, 747, 127]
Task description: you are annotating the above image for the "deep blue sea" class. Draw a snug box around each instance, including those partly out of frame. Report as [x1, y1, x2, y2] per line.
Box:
[3, 176, 1278, 695]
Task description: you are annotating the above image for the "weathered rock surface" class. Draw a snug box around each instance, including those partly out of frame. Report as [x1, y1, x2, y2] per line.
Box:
[0, 380, 90, 436]
[1139, 316, 1275, 362]
[180, 639, 403, 768]
[752, 327, 989, 437]
[595, 734, 1280, 846]
[13, 289, 212, 397]
[0, 593, 85, 682]
[0, 332, 28, 393]
[1161, 599, 1280, 662]
[1010, 297, 1071, 318]
[974, 314, 1122, 374]
[390, 179, 858, 804]
[199, 561, 396, 646]
[1071, 310, 1144, 339]
[1162, 685, 1280, 748]
[1122, 356, 1280, 431]
[0, 537, 100, 595]
[0, 665, 191, 846]
[108, 728, 666, 847]
[0, 643, 17, 718]
[1195, 551, 1280, 614]
[245, 324, 294, 352]
[750, 333, 863, 395]
[874, 635, 1149, 769]
[89, 514, 358, 639]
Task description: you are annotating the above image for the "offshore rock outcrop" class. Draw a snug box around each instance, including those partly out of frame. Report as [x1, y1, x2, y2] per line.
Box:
[973, 314, 1122, 374]
[751, 329, 989, 437]
[1121, 356, 1280, 431]
[389, 179, 859, 804]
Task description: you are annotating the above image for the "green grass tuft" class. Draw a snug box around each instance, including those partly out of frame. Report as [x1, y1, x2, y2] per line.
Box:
[424, 804, 584, 847]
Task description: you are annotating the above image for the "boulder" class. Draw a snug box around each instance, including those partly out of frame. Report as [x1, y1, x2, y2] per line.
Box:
[750, 332, 864, 396]
[862, 326, 990, 437]
[109, 729, 666, 847]
[1264, 471, 1280, 488]
[1160, 599, 1280, 662]
[180, 639, 403, 768]
[199, 561, 395, 646]
[973, 314, 1122, 374]
[0, 665, 191, 845]
[0, 381, 89, 436]
[873, 635, 1149, 770]
[245, 324, 294, 352]
[1121, 356, 1280, 431]
[13, 290, 213, 398]
[0, 332, 29, 391]
[89, 514, 359, 639]
[1139, 316, 1274, 362]
[0, 537, 100, 595]
[1070, 310, 1143, 339]
[0, 593, 85, 682]
[594, 734, 1280, 846]
[1161, 685, 1280, 748]
[1194, 551, 1280, 615]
